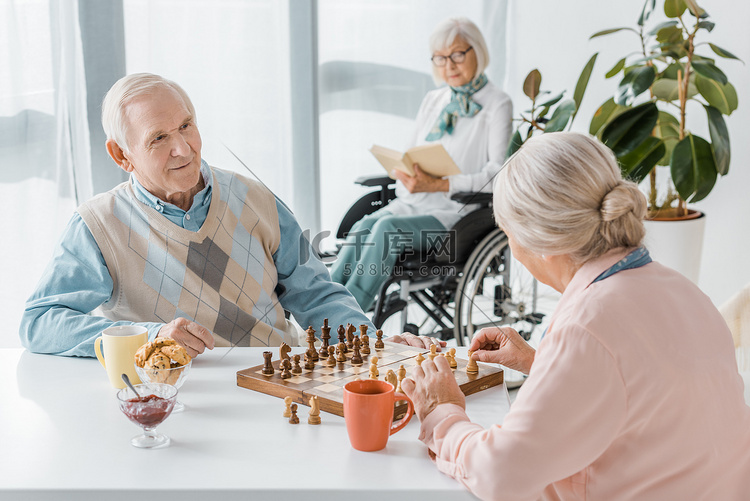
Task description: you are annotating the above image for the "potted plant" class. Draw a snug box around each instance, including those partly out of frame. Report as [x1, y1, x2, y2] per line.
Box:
[588, 0, 740, 281]
[507, 55, 598, 158]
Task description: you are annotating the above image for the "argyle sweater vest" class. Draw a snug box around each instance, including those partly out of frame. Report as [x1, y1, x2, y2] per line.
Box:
[78, 167, 297, 347]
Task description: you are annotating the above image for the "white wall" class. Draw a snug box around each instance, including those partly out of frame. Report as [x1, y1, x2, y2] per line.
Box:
[504, 0, 750, 307]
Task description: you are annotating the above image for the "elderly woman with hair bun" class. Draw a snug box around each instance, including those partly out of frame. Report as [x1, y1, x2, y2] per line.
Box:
[330, 17, 512, 316]
[401, 132, 750, 500]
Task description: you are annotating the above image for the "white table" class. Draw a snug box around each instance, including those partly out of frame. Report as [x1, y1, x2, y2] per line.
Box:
[0, 347, 510, 500]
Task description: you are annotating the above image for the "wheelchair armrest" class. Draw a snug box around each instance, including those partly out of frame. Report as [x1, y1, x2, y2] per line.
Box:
[355, 175, 395, 188]
[451, 191, 493, 207]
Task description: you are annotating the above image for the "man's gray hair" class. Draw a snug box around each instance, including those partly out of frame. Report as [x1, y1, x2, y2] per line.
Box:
[101, 73, 196, 152]
[493, 132, 647, 265]
[429, 17, 489, 85]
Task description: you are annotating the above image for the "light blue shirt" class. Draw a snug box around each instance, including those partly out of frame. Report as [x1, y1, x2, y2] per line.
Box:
[20, 161, 372, 357]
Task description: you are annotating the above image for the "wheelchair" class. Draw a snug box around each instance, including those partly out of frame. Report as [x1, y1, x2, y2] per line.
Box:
[333, 175, 548, 347]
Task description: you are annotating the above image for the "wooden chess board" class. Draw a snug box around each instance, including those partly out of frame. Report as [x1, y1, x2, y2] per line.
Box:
[236, 341, 504, 417]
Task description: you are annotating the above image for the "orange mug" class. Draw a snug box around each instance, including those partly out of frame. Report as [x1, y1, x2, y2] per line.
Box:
[343, 379, 414, 452]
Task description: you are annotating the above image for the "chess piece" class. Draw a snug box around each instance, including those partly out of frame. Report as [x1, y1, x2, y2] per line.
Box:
[283, 396, 293, 418]
[289, 403, 299, 424]
[369, 356, 379, 379]
[428, 344, 438, 360]
[361, 332, 370, 355]
[304, 351, 316, 370]
[347, 324, 357, 351]
[337, 325, 347, 353]
[279, 342, 291, 364]
[359, 324, 368, 339]
[292, 354, 302, 374]
[308, 396, 321, 425]
[261, 351, 274, 375]
[306, 326, 319, 362]
[351, 337, 363, 366]
[319, 319, 331, 360]
[385, 369, 397, 389]
[415, 352, 425, 366]
[375, 329, 385, 349]
[466, 350, 479, 374]
[280, 358, 292, 379]
[396, 364, 406, 393]
[336, 342, 347, 363]
[447, 348, 457, 369]
[327, 345, 336, 367]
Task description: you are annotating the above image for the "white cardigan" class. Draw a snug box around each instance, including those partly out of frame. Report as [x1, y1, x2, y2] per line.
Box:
[385, 81, 512, 229]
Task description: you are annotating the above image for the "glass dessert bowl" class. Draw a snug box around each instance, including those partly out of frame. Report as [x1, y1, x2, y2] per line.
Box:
[135, 360, 191, 412]
[116, 382, 177, 448]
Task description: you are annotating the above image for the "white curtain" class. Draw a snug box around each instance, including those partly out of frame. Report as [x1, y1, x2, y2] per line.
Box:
[317, 0, 509, 242]
[0, 0, 90, 348]
[122, 0, 294, 203]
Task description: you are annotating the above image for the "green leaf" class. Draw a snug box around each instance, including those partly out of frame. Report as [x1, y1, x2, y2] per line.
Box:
[544, 99, 576, 133]
[664, 0, 686, 18]
[639, 0, 656, 26]
[606, 58, 627, 79]
[537, 106, 550, 120]
[618, 136, 666, 183]
[704, 105, 731, 175]
[601, 101, 659, 156]
[683, 0, 708, 18]
[662, 62, 686, 80]
[656, 26, 683, 44]
[537, 92, 564, 108]
[506, 129, 524, 159]
[590, 97, 627, 137]
[692, 60, 728, 84]
[615, 66, 656, 106]
[697, 21, 715, 32]
[648, 20, 679, 35]
[523, 70, 542, 100]
[590, 27, 638, 39]
[651, 77, 698, 101]
[572, 53, 598, 120]
[695, 74, 738, 115]
[670, 133, 717, 202]
[655, 112, 681, 166]
[708, 43, 743, 62]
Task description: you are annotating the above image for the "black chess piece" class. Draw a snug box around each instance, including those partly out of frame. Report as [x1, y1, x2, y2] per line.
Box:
[261, 351, 274, 375]
[280, 358, 292, 379]
[351, 338, 363, 366]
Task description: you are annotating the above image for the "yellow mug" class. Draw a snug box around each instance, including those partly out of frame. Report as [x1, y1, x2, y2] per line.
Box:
[94, 325, 148, 388]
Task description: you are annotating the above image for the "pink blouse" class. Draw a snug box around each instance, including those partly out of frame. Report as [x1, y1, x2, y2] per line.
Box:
[419, 248, 750, 500]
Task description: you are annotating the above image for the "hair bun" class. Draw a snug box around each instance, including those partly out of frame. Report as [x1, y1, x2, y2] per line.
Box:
[599, 182, 646, 222]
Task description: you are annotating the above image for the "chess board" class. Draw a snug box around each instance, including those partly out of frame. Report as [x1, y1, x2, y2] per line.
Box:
[236, 341, 504, 417]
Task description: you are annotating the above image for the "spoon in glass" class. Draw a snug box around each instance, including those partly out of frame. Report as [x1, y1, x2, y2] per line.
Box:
[121, 373, 142, 400]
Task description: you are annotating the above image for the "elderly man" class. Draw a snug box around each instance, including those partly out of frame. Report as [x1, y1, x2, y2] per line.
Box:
[19, 73, 383, 358]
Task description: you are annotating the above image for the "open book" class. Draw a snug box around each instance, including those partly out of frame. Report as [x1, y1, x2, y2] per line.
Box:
[369, 143, 461, 179]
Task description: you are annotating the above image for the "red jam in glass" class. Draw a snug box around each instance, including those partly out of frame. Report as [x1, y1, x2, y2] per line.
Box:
[122, 394, 173, 427]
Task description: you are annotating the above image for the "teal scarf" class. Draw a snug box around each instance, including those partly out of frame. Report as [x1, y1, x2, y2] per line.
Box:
[425, 73, 488, 141]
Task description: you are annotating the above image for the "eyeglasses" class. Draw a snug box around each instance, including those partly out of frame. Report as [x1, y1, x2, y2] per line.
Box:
[431, 46, 474, 67]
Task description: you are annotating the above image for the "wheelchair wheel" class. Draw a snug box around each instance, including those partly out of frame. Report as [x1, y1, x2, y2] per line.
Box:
[453, 228, 545, 347]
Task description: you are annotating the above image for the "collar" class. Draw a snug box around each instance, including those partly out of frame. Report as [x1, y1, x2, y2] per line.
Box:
[130, 159, 212, 214]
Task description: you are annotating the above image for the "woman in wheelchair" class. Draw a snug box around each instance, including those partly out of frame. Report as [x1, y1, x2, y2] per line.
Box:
[330, 17, 512, 317]
[401, 132, 750, 500]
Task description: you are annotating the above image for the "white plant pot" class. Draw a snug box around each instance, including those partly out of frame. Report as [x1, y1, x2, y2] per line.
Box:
[642, 212, 706, 284]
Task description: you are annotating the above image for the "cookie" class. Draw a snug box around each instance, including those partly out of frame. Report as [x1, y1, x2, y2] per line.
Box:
[153, 337, 177, 348]
[161, 344, 191, 366]
[134, 341, 156, 368]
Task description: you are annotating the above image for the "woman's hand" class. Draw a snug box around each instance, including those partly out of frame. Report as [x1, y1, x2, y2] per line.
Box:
[401, 355, 465, 421]
[158, 318, 215, 358]
[390, 333, 446, 351]
[469, 326, 536, 375]
[393, 165, 449, 193]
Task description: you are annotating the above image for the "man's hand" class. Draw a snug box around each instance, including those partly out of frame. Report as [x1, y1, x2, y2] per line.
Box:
[390, 332, 446, 351]
[158, 318, 215, 358]
[400, 355, 465, 421]
[469, 326, 536, 375]
[392, 165, 449, 193]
